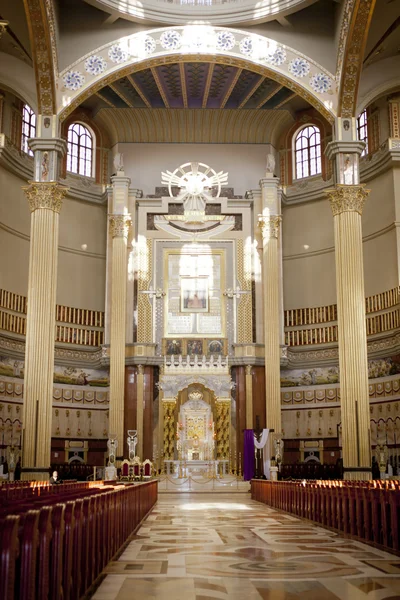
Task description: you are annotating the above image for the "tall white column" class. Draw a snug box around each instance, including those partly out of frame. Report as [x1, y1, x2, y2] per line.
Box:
[258, 176, 282, 439]
[21, 138, 67, 480]
[108, 174, 131, 458]
[326, 131, 372, 479]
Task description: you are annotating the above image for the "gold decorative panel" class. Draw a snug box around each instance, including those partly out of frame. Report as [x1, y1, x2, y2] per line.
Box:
[137, 238, 153, 343]
[236, 239, 252, 343]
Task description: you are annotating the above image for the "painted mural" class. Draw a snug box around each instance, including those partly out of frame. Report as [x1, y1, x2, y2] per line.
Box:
[0, 356, 109, 387]
[281, 355, 400, 387]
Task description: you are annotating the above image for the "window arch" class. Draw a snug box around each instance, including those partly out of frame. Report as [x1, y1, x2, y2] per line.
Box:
[21, 104, 36, 155]
[294, 125, 322, 180]
[67, 123, 93, 177]
[357, 109, 368, 156]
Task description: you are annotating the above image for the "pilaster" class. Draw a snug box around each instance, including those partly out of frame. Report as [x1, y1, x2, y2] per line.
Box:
[245, 365, 253, 429]
[137, 365, 144, 460]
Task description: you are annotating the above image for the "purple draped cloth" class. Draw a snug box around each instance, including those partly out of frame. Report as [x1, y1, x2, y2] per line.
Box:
[243, 429, 255, 481]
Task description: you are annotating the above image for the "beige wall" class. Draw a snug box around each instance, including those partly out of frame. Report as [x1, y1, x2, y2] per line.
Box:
[282, 167, 398, 309]
[119, 142, 268, 198]
[57, 197, 107, 311]
[0, 168, 31, 295]
[0, 166, 107, 310]
[282, 198, 336, 308]
[362, 169, 397, 296]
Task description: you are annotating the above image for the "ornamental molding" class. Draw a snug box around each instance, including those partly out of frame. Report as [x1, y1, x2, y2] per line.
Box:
[158, 355, 234, 398]
[58, 26, 336, 122]
[337, 0, 376, 118]
[108, 214, 132, 238]
[258, 215, 282, 239]
[23, 0, 57, 115]
[325, 184, 370, 216]
[23, 181, 69, 213]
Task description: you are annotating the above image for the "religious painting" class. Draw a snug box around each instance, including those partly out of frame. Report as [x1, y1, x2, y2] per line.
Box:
[186, 339, 203, 356]
[207, 339, 225, 355]
[164, 339, 183, 356]
[180, 276, 209, 313]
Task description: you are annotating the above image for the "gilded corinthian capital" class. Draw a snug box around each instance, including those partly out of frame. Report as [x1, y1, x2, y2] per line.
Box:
[23, 181, 68, 213]
[325, 184, 370, 216]
[108, 214, 132, 238]
[258, 215, 282, 240]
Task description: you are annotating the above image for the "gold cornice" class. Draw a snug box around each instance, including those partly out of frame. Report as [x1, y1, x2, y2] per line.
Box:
[59, 55, 335, 124]
[23, 181, 68, 213]
[325, 184, 370, 216]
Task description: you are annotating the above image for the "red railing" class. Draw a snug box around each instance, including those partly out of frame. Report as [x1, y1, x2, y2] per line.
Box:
[251, 479, 400, 553]
[0, 479, 157, 600]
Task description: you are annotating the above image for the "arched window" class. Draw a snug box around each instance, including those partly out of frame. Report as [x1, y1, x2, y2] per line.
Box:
[357, 109, 368, 156]
[294, 125, 322, 179]
[67, 123, 93, 177]
[21, 104, 36, 155]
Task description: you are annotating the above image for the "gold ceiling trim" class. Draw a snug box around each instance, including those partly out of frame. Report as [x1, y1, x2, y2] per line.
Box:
[59, 55, 335, 124]
[337, 0, 377, 118]
[23, 0, 57, 115]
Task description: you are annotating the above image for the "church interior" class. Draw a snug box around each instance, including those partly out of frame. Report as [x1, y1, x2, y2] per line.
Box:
[1, 0, 400, 598]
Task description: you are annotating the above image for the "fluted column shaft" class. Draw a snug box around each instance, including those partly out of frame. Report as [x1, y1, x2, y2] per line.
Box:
[326, 185, 371, 479]
[245, 365, 253, 429]
[259, 216, 282, 436]
[108, 214, 131, 456]
[136, 365, 144, 459]
[22, 182, 67, 479]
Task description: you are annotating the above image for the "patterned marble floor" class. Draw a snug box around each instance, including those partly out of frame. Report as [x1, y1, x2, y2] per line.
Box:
[91, 493, 400, 600]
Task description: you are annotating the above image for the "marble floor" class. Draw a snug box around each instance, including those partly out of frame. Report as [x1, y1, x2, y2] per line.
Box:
[91, 493, 400, 600]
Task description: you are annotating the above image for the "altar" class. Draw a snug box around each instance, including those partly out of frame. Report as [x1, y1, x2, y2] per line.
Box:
[164, 459, 229, 477]
[176, 389, 216, 461]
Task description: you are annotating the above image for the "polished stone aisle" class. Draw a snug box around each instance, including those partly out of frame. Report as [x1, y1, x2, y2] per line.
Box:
[91, 493, 400, 600]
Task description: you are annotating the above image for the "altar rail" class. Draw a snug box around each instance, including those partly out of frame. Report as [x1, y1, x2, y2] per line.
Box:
[0, 479, 157, 600]
[251, 480, 400, 553]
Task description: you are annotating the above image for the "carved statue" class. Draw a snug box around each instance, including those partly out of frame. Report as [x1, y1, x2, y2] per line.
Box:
[113, 152, 124, 173]
[41, 152, 49, 181]
[266, 152, 276, 175]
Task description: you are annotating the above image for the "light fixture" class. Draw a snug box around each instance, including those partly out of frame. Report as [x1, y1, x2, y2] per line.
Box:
[303, 244, 310, 250]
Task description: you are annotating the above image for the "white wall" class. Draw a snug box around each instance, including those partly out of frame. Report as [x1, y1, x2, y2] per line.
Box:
[119, 143, 268, 198]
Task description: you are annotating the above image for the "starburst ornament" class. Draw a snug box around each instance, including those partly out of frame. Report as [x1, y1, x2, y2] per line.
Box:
[161, 162, 228, 224]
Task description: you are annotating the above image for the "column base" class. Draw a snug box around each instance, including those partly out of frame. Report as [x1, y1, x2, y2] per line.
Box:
[343, 469, 372, 481]
[270, 466, 279, 481]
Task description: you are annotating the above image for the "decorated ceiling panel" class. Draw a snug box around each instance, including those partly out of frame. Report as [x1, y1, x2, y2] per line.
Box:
[84, 62, 304, 114]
